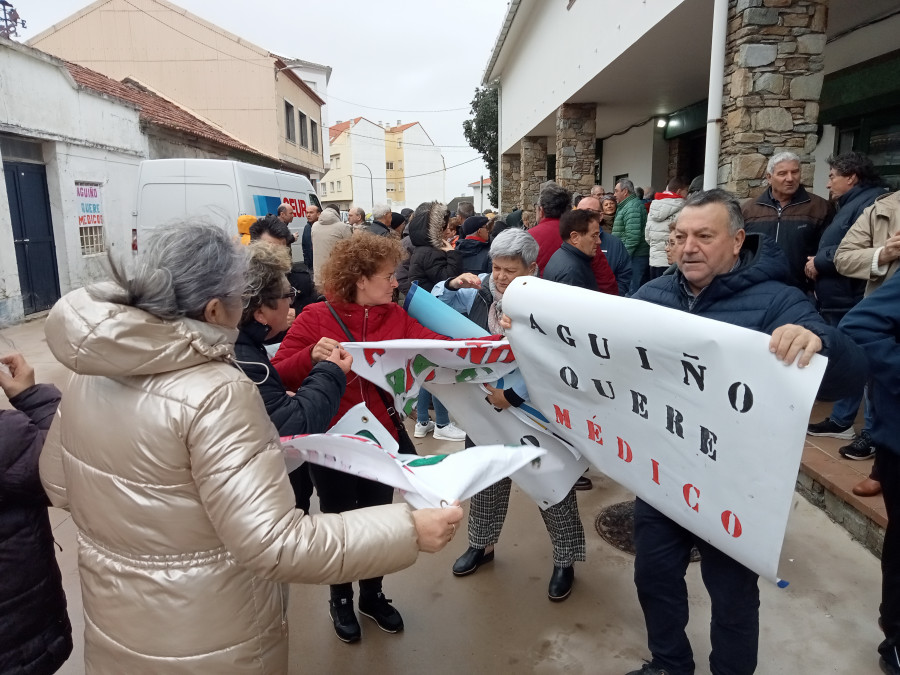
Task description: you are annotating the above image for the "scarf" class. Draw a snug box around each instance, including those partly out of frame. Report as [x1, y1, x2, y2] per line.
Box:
[486, 266, 539, 335]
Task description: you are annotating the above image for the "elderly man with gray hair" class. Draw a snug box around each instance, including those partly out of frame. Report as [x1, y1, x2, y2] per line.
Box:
[367, 204, 393, 237]
[612, 178, 650, 293]
[741, 151, 834, 290]
[456, 201, 476, 221]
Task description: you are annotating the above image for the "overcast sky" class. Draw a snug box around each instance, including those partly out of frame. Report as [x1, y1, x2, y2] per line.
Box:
[17, 0, 509, 202]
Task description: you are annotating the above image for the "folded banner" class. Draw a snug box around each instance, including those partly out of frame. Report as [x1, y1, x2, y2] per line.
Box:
[502, 276, 826, 585]
[281, 403, 546, 509]
[342, 338, 517, 417]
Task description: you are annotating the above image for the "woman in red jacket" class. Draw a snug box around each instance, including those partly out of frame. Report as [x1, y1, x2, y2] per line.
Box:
[271, 232, 449, 645]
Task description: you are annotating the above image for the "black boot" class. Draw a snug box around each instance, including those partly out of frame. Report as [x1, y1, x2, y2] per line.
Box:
[548, 565, 574, 601]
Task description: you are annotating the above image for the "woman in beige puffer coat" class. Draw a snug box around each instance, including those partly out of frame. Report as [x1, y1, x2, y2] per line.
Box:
[39, 222, 461, 674]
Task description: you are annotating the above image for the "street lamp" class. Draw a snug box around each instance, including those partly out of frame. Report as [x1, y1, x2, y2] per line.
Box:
[355, 162, 374, 214]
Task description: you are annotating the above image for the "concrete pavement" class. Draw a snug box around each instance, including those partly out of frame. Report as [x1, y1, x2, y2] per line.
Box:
[1, 317, 886, 674]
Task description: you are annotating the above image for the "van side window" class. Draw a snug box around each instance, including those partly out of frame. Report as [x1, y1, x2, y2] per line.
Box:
[309, 193, 322, 210]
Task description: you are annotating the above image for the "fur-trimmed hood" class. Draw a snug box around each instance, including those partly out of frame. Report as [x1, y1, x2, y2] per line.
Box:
[407, 201, 448, 249]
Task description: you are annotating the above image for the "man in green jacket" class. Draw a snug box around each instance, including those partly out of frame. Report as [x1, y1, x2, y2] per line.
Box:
[612, 178, 650, 294]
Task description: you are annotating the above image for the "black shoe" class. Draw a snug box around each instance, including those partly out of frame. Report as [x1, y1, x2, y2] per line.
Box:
[807, 417, 855, 439]
[625, 663, 670, 675]
[839, 431, 876, 461]
[329, 598, 361, 643]
[574, 475, 594, 491]
[548, 565, 574, 601]
[358, 592, 404, 633]
[452, 547, 494, 576]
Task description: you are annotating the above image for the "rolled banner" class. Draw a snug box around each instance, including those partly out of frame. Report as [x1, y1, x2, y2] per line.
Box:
[404, 281, 486, 339]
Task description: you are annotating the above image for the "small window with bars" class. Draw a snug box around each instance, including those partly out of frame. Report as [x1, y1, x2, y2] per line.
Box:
[80, 225, 106, 255]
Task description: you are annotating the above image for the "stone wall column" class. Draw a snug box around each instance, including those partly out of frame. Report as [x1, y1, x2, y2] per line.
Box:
[500, 153, 521, 212]
[555, 104, 596, 194]
[719, 0, 829, 198]
[520, 136, 548, 210]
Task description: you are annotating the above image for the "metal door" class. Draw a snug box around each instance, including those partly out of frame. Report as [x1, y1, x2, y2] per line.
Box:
[4, 162, 60, 314]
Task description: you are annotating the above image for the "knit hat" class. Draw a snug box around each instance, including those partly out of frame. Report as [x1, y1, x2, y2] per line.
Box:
[504, 209, 524, 230]
[391, 212, 406, 229]
[237, 214, 256, 245]
[461, 216, 489, 237]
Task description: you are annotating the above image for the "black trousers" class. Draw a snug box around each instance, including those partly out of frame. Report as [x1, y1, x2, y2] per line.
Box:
[288, 463, 314, 513]
[879, 449, 900, 663]
[633, 498, 760, 675]
[309, 464, 395, 600]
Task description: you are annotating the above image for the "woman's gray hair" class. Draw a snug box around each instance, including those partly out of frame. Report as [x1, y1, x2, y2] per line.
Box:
[490, 228, 539, 267]
[92, 220, 248, 321]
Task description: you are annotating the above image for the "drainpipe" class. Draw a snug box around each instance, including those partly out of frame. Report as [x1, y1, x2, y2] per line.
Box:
[703, 0, 729, 190]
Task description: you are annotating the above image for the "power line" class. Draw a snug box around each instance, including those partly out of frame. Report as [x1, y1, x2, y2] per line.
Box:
[326, 94, 469, 114]
[330, 128, 474, 149]
[337, 156, 483, 181]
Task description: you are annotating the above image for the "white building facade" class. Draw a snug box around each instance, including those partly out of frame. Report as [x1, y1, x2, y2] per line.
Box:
[487, 0, 900, 210]
[321, 118, 387, 213]
[0, 37, 146, 322]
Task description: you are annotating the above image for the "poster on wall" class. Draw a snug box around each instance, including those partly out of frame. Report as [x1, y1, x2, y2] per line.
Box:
[75, 182, 105, 255]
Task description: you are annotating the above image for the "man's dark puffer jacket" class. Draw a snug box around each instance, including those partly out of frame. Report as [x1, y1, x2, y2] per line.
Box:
[632, 233, 866, 403]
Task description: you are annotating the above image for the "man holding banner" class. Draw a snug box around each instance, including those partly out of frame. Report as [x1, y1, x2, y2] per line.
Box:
[622, 190, 866, 675]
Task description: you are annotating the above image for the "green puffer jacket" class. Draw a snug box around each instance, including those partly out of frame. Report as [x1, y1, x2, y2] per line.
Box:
[612, 194, 649, 257]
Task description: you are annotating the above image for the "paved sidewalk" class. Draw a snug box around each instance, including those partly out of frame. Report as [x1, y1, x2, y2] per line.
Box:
[2, 317, 887, 674]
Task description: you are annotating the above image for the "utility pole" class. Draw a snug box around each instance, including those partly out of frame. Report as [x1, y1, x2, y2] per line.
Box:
[356, 162, 374, 215]
[480, 175, 484, 212]
[0, 1, 26, 39]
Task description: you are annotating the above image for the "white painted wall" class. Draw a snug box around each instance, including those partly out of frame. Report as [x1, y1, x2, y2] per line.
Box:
[349, 120, 387, 214]
[43, 142, 143, 290]
[812, 124, 836, 198]
[0, 39, 148, 320]
[401, 125, 444, 209]
[0, 145, 21, 322]
[290, 62, 331, 169]
[601, 123, 657, 192]
[493, 0, 686, 154]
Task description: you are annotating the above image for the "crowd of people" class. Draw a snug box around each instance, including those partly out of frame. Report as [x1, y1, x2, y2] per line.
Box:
[2, 147, 898, 675]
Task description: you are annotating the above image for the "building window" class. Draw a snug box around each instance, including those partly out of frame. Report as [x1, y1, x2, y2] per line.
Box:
[284, 101, 296, 143]
[299, 112, 309, 148]
[76, 182, 106, 255]
[398, 141, 402, 148]
[398, 160, 402, 170]
[336, 180, 341, 191]
[311, 121, 319, 153]
[387, 183, 395, 192]
[330, 181, 335, 192]
[386, 161, 394, 171]
[331, 154, 341, 169]
[321, 183, 327, 196]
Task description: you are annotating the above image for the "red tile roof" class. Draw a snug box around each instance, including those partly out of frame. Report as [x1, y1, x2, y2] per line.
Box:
[468, 177, 492, 186]
[387, 122, 418, 133]
[64, 61, 273, 160]
[329, 117, 362, 143]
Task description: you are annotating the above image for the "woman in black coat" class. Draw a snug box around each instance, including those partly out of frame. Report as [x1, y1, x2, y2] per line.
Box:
[1, 352, 73, 674]
[233, 242, 351, 512]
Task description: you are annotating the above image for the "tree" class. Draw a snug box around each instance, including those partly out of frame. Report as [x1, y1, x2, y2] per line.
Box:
[462, 85, 499, 208]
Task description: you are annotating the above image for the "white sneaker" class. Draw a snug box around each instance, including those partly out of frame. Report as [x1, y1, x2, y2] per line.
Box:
[433, 423, 466, 442]
[414, 421, 435, 438]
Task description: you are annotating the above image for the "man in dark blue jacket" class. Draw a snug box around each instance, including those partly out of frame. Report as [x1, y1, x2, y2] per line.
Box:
[626, 189, 866, 675]
[805, 152, 889, 456]
[543, 209, 600, 291]
[841, 273, 900, 675]
[576, 195, 632, 295]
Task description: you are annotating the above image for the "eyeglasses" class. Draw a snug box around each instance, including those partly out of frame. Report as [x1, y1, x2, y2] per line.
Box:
[280, 287, 298, 300]
[376, 273, 397, 283]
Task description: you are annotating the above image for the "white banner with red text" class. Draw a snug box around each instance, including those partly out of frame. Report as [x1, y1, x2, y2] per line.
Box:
[501, 276, 827, 585]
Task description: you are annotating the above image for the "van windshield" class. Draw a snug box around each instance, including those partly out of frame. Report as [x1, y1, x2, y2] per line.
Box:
[309, 192, 322, 210]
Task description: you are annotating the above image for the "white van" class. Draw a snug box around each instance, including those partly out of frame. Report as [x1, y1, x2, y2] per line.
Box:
[134, 159, 321, 261]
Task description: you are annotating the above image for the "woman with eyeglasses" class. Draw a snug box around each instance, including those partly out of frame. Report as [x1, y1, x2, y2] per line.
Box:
[234, 242, 351, 513]
[39, 222, 462, 673]
[272, 232, 458, 644]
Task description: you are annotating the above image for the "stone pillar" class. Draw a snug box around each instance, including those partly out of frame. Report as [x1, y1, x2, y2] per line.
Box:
[500, 153, 521, 212]
[555, 104, 596, 194]
[719, 0, 828, 198]
[520, 136, 548, 210]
